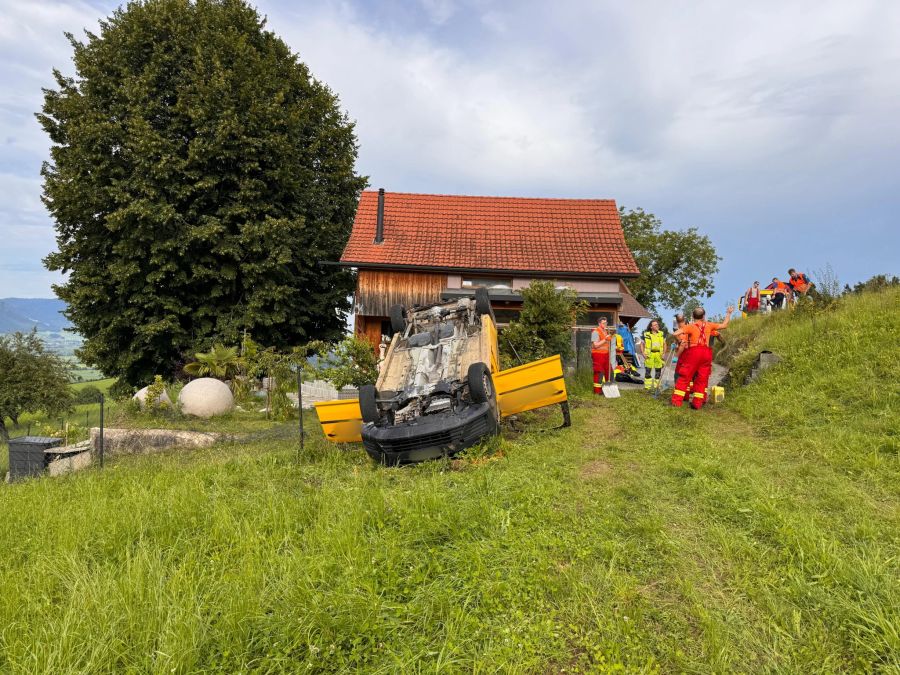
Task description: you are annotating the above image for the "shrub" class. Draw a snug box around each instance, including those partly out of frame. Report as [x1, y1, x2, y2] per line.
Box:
[314, 336, 379, 389]
[849, 273, 900, 295]
[500, 281, 587, 367]
[144, 375, 171, 414]
[73, 384, 103, 405]
[109, 378, 136, 401]
[809, 263, 842, 309]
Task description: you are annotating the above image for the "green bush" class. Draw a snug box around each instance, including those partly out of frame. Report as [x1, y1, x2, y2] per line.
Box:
[500, 280, 587, 368]
[314, 336, 379, 389]
[108, 378, 136, 401]
[72, 384, 102, 405]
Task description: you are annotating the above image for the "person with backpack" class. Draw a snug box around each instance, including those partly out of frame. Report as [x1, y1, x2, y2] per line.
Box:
[671, 305, 734, 410]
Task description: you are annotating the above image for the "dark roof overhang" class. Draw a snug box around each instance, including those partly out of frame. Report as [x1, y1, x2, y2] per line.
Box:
[328, 260, 639, 279]
[440, 288, 624, 306]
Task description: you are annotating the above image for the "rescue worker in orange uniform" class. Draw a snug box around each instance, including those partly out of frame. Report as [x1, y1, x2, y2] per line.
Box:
[671, 313, 691, 396]
[788, 269, 813, 300]
[766, 278, 791, 310]
[671, 305, 734, 409]
[590, 317, 613, 395]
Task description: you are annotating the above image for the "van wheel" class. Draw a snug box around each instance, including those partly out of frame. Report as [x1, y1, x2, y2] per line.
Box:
[467, 362, 494, 404]
[359, 384, 380, 423]
[389, 304, 407, 334]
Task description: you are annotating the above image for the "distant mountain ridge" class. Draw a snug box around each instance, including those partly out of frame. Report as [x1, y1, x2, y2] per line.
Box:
[0, 298, 70, 333]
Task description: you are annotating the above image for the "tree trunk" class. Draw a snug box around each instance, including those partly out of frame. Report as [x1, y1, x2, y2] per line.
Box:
[0, 419, 9, 443]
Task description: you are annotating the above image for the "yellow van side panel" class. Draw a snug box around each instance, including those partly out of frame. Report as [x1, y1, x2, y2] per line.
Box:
[313, 399, 362, 443]
[495, 355, 567, 417]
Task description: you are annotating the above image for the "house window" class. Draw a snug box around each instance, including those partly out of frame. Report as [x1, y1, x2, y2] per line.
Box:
[461, 277, 513, 290]
[577, 310, 616, 327]
[492, 309, 520, 326]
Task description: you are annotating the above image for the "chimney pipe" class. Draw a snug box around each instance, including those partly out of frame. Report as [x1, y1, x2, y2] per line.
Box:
[374, 188, 385, 244]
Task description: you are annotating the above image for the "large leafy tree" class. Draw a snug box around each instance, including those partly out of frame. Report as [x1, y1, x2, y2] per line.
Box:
[38, 0, 366, 386]
[0, 331, 73, 442]
[619, 207, 720, 314]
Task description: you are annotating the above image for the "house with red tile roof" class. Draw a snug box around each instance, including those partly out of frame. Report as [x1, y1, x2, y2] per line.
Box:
[339, 189, 650, 352]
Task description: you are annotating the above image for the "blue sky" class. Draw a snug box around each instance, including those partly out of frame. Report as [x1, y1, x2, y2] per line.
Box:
[2, 0, 898, 316]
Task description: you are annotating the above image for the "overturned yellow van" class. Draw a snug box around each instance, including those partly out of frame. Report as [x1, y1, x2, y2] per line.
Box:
[315, 289, 569, 464]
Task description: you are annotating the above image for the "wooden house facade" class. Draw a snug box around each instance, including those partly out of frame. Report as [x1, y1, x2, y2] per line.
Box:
[339, 190, 650, 349]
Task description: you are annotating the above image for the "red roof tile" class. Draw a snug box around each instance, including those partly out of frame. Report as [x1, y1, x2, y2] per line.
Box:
[340, 191, 640, 276]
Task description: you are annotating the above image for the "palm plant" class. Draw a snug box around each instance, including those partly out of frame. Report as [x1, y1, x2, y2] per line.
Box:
[183, 344, 243, 380]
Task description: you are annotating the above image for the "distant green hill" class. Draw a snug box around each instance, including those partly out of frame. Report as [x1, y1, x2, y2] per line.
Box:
[0, 298, 69, 333]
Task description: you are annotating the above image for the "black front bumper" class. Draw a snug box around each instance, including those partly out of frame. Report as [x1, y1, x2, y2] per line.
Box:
[361, 403, 499, 465]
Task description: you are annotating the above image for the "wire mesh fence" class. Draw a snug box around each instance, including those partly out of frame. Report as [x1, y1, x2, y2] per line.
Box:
[7, 401, 113, 443]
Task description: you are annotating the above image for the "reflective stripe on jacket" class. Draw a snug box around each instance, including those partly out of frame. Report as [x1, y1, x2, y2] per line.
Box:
[644, 330, 665, 353]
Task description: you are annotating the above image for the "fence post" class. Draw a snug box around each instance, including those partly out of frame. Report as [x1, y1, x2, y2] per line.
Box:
[297, 368, 304, 459]
[99, 393, 105, 468]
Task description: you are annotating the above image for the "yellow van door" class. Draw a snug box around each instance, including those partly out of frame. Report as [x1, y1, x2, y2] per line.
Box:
[494, 355, 568, 417]
[313, 399, 363, 443]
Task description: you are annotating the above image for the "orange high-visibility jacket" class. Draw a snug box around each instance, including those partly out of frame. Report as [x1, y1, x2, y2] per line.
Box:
[590, 327, 612, 353]
[790, 273, 810, 293]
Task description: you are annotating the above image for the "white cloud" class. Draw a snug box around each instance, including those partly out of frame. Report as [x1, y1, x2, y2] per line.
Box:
[418, 0, 457, 25]
[1, 0, 898, 300]
[0, 0, 102, 296]
[265, 0, 900, 203]
[263, 0, 900, 309]
[0, 0, 103, 154]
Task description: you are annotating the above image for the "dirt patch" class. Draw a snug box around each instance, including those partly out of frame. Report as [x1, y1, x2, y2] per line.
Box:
[579, 459, 613, 480]
[449, 451, 505, 471]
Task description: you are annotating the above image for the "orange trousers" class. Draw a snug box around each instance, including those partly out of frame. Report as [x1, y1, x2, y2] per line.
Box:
[592, 350, 610, 395]
[671, 346, 712, 409]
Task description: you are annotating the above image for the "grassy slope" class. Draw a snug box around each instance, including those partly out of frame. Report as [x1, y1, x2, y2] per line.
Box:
[0, 291, 897, 672]
[70, 377, 116, 392]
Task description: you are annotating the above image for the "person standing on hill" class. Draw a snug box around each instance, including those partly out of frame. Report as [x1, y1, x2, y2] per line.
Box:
[788, 269, 813, 301]
[672, 305, 734, 410]
[590, 317, 613, 395]
[766, 278, 791, 310]
[744, 281, 761, 314]
[671, 312, 690, 395]
[641, 320, 666, 390]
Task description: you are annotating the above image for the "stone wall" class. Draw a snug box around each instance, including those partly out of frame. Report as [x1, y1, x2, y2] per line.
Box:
[90, 428, 228, 455]
[299, 380, 357, 407]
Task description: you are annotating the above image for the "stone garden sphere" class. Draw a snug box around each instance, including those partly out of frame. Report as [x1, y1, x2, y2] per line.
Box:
[178, 378, 234, 418]
[133, 385, 172, 409]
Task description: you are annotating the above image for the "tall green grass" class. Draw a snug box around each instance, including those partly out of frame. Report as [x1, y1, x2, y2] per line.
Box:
[718, 288, 900, 488]
[0, 289, 896, 671]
